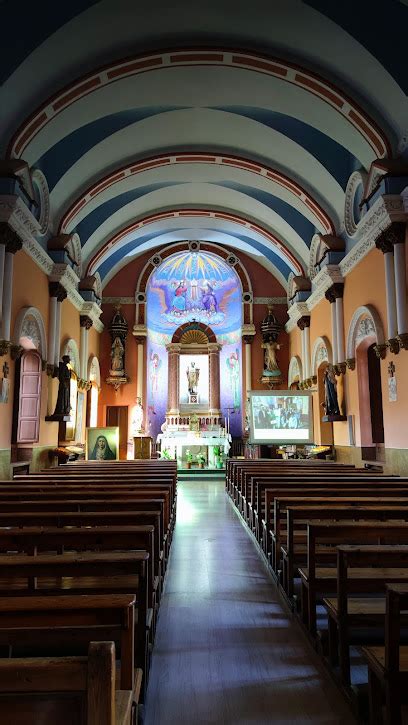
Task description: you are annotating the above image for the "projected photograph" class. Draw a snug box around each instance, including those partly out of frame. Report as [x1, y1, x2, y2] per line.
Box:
[249, 392, 313, 443]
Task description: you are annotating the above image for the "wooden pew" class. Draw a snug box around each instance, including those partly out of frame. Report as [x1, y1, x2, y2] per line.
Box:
[298, 522, 408, 635]
[0, 594, 138, 691]
[252, 475, 404, 536]
[362, 584, 408, 725]
[0, 551, 150, 691]
[259, 490, 408, 556]
[0, 525, 156, 609]
[323, 545, 408, 687]
[0, 640, 135, 725]
[280, 503, 408, 594]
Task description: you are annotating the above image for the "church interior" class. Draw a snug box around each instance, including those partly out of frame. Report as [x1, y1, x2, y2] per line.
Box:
[1, 1, 408, 723]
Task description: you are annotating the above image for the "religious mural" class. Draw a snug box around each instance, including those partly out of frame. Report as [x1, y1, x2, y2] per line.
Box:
[146, 251, 242, 438]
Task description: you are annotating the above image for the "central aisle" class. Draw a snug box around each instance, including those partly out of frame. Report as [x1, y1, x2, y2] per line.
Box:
[145, 478, 354, 724]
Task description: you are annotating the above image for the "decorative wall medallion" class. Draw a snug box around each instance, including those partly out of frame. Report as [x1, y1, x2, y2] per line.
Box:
[355, 317, 375, 343]
[31, 169, 50, 236]
[344, 170, 367, 237]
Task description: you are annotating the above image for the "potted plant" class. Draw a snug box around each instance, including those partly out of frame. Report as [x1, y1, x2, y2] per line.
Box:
[196, 452, 206, 469]
[185, 449, 193, 469]
[213, 445, 223, 469]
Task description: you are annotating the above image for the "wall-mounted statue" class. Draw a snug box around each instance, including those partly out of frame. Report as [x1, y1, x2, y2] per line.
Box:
[106, 306, 129, 391]
[322, 364, 342, 418]
[259, 304, 283, 389]
[46, 355, 72, 421]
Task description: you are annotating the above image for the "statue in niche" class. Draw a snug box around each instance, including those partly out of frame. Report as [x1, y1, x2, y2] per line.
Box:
[322, 364, 340, 416]
[186, 361, 200, 394]
[261, 340, 281, 373]
[111, 336, 124, 375]
[54, 355, 72, 417]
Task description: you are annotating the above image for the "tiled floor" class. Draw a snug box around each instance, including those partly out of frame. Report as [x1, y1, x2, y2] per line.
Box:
[144, 478, 355, 724]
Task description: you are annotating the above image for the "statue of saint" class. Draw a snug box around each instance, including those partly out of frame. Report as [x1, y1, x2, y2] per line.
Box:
[131, 398, 144, 435]
[53, 355, 71, 416]
[111, 336, 124, 374]
[322, 364, 340, 416]
[261, 341, 281, 372]
[186, 361, 200, 394]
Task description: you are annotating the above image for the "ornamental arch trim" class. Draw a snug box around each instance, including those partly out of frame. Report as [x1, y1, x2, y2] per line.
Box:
[288, 355, 303, 386]
[61, 338, 80, 376]
[88, 355, 101, 387]
[13, 306, 47, 361]
[346, 305, 385, 359]
[135, 241, 252, 328]
[311, 335, 333, 375]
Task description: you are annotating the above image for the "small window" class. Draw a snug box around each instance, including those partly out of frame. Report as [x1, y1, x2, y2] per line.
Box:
[17, 351, 42, 444]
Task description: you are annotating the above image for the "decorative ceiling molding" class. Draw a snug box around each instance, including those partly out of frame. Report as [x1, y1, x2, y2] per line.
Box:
[7, 49, 390, 160]
[103, 296, 135, 305]
[253, 297, 287, 305]
[286, 193, 408, 332]
[87, 208, 304, 278]
[59, 152, 334, 235]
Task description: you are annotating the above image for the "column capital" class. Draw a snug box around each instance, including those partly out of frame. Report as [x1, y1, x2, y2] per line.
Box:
[297, 315, 310, 331]
[325, 283, 344, 303]
[243, 335, 254, 344]
[165, 343, 181, 354]
[133, 336, 146, 345]
[208, 342, 222, 353]
[378, 221, 406, 250]
[49, 281, 67, 302]
[80, 315, 93, 330]
[0, 223, 23, 254]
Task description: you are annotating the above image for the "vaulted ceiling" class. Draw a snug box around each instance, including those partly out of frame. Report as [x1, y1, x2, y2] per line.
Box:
[2, 0, 407, 289]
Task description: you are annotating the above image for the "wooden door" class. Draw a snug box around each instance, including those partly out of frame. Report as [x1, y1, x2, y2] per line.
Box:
[106, 406, 128, 459]
[17, 351, 42, 443]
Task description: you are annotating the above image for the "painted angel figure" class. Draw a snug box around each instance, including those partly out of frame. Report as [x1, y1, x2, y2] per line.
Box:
[226, 349, 240, 408]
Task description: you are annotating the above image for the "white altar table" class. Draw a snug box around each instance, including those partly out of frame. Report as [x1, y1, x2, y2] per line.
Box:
[157, 433, 231, 467]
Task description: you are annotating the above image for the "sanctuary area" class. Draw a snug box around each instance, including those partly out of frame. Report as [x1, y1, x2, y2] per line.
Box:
[1, 2, 408, 724]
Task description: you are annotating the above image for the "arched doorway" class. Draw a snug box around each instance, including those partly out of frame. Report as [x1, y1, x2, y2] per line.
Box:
[347, 306, 386, 462]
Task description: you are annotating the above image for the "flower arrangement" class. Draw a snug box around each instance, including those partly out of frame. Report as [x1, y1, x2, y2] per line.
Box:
[185, 449, 194, 463]
[196, 452, 206, 467]
[161, 448, 173, 460]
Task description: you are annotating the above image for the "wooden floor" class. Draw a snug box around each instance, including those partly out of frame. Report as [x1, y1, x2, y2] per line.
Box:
[145, 478, 355, 724]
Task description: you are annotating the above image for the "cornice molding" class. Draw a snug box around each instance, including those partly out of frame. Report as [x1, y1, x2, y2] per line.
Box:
[253, 296, 287, 305]
[340, 195, 406, 277]
[103, 296, 135, 305]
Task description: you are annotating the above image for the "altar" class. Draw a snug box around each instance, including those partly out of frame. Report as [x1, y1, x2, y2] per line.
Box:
[157, 430, 231, 468]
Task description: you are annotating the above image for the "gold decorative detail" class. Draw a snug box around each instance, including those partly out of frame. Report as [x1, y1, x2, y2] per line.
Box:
[388, 337, 400, 355]
[345, 358, 356, 370]
[0, 340, 11, 356]
[374, 343, 388, 359]
[179, 329, 209, 345]
[336, 362, 347, 375]
[397, 333, 408, 351]
[10, 344, 24, 361]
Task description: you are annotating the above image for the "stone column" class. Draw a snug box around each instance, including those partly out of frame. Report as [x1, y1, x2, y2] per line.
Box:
[376, 232, 398, 352]
[390, 223, 408, 349]
[134, 337, 145, 403]
[243, 335, 253, 397]
[0, 242, 5, 334]
[49, 282, 67, 369]
[166, 343, 181, 413]
[297, 316, 311, 380]
[80, 315, 93, 380]
[49, 283, 67, 371]
[1, 233, 22, 342]
[208, 343, 222, 412]
[325, 284, 344, 365]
